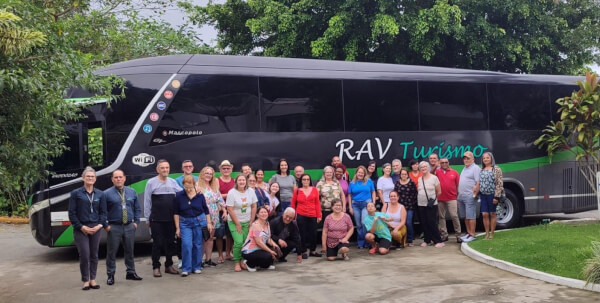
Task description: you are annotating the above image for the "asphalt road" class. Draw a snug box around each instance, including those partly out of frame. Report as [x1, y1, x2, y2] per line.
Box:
[0, 211, 598, 302]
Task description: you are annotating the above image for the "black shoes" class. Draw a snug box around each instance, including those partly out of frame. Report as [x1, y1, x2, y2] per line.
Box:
[89, 284, 100, 289]
[301, 253, 308, 259]
[309, 252, 322, 257]
[278, 257, 287, 262]
[126, 273, 143, 281]
[441, 235, 449, 242]
[107, 275, 115, 285]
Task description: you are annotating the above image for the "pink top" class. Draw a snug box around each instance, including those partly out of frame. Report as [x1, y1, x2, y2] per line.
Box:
[241, 221, 271, 254]
[323, 213, 353, 248]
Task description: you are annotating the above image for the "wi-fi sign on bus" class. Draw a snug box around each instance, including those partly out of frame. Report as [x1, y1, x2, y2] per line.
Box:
[132, 153, 155, 167]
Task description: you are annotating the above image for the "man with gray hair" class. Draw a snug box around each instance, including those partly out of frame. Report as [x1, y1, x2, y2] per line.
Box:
[269, 207, 303, 263]
[391, 159, 402, 184]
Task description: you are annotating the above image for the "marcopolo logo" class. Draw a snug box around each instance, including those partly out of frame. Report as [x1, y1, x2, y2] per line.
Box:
[132, 153, 155, 167]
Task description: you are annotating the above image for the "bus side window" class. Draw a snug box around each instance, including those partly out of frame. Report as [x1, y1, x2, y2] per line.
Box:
[259, 77, 343, 132]
[153, 75, 259, 143]
[488, 84, 550, 130]
[418, 82, 488, 131]
[343, 80, 418, 132]
[87, 126, 104, 167]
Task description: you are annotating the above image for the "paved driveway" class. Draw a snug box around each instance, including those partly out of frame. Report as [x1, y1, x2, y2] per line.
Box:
[0, 223, 597, 302]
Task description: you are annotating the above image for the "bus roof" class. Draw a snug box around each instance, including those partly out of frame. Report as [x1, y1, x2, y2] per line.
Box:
[96, 54, 582, 85]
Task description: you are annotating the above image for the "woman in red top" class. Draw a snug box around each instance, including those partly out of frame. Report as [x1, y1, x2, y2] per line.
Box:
[291, 173, 322, 258]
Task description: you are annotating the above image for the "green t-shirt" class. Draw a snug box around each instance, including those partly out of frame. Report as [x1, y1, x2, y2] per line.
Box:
[363, 212, 391, 241]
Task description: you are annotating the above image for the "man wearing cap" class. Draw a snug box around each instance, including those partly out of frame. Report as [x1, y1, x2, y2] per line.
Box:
[218, 160, 235, 261]
[457, 151, 480, 243]
[436, 157, 461, 242]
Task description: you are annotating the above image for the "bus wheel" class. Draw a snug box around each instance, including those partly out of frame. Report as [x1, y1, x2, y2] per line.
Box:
[495, 188, 522, 229]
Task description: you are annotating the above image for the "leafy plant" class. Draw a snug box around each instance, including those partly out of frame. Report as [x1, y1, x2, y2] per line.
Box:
[583, 241, 600, 285]
[534, 72, 600, 217]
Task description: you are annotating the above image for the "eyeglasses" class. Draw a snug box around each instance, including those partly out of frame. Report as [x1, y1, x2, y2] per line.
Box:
[182, 165, 193, 168]
[220, 167, 231, 170]
[302, 178, 310, 181]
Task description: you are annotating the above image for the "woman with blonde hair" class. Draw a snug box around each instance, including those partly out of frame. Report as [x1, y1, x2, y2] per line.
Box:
[316, 166, 347, 223]
[196, 166, 226, 265]
[348, 165, 376, 249]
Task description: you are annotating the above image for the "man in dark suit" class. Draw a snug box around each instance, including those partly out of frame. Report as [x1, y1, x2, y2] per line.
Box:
[270, 208, 303, 263]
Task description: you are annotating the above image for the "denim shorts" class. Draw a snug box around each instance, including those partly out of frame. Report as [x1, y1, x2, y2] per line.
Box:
[480, 194, 496, 213]
[458, 194, 477, 220]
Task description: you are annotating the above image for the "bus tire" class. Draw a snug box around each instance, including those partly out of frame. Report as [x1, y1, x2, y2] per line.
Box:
[496, 188, 522, 229]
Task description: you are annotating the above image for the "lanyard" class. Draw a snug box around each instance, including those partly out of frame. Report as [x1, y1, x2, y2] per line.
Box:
[86, 191, 95, 213]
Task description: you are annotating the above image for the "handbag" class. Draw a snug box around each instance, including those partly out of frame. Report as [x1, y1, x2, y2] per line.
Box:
[422, 177, 437, 207]
[492, 166, 507, 205]
[201, 226, 211, 242]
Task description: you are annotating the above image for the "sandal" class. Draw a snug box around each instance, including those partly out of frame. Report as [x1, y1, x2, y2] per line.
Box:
[234, 264, 242, 272]
[217, 256, 224, 264]
[369, 247, 377, 254]
[420, 242, 428, 247]
[342, 253, 350, 261]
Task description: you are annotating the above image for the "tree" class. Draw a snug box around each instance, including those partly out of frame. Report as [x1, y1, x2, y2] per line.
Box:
[0, 0, 212, 215]
[0, 2, 122, 215]
[185, 0, 600, 74]
[534, 72, 600, 217]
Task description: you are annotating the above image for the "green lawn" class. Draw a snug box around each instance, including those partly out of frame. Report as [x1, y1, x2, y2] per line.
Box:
[468, 223, 600, 280]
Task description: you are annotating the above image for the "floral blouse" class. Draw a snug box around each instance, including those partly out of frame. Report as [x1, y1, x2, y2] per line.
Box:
[394, 179, 417, 211]
[199, 187, 225, 228]
[316, 180, 343, 211]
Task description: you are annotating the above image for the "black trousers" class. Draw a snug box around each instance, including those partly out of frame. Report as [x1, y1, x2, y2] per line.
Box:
[418, 206, 442, 244]
[73, 223, 102, 282]
[242, 250, 273, 269]
[280, 240, 297, 259]
[296, 214, 317, 253]
[106, 223, 136, 275]
[150, 221, 176, 269]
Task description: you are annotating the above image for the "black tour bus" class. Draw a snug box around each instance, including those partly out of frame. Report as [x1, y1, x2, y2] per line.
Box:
[28, 55, 596, 247]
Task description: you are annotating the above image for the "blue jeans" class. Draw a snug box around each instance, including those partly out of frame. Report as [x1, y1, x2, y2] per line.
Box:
[179, 214, 206, 273]
[406, 209, 415, 243]
[352, 200, 370, 248]
[279, 201, 291, 216]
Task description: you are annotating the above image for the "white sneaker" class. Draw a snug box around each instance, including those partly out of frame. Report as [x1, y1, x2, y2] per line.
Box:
[268, 265, 275, 270]
[178, 260, 182, 269]
[181, 272, 188, 277]
[193, 269, 202, 274]
[463, 235, 476, 243]
[460, 234, 469, 241]
[243, 259, 256, 272]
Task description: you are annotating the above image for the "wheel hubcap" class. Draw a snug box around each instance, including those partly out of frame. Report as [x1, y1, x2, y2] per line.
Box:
[496, 198, 514, 224]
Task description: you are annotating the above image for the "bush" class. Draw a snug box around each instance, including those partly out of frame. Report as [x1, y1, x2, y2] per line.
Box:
[584, 241, 600, 285]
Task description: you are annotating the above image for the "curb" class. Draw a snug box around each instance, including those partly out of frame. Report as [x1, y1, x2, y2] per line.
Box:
[461, 235, 600, 293]
[0, 217, 29, 224]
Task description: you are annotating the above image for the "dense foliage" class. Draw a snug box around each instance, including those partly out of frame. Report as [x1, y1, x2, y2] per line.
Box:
[0, 0, 211, 215]
[184, 0, 600, 74]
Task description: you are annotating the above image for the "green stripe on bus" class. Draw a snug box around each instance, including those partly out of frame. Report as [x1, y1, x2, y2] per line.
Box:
[127, 149, 577, 193]
[54, 225, 74, 246]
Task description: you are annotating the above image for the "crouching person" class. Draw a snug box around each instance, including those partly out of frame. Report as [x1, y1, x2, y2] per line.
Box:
[242, 207, 279, 272]
[363, 202, 393, 255]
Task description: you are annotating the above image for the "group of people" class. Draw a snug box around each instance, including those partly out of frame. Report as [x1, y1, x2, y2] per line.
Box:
[68, 151, 504, 289]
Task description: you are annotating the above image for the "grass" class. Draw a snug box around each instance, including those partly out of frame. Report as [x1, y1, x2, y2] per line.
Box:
[468, 223, 600, 280]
